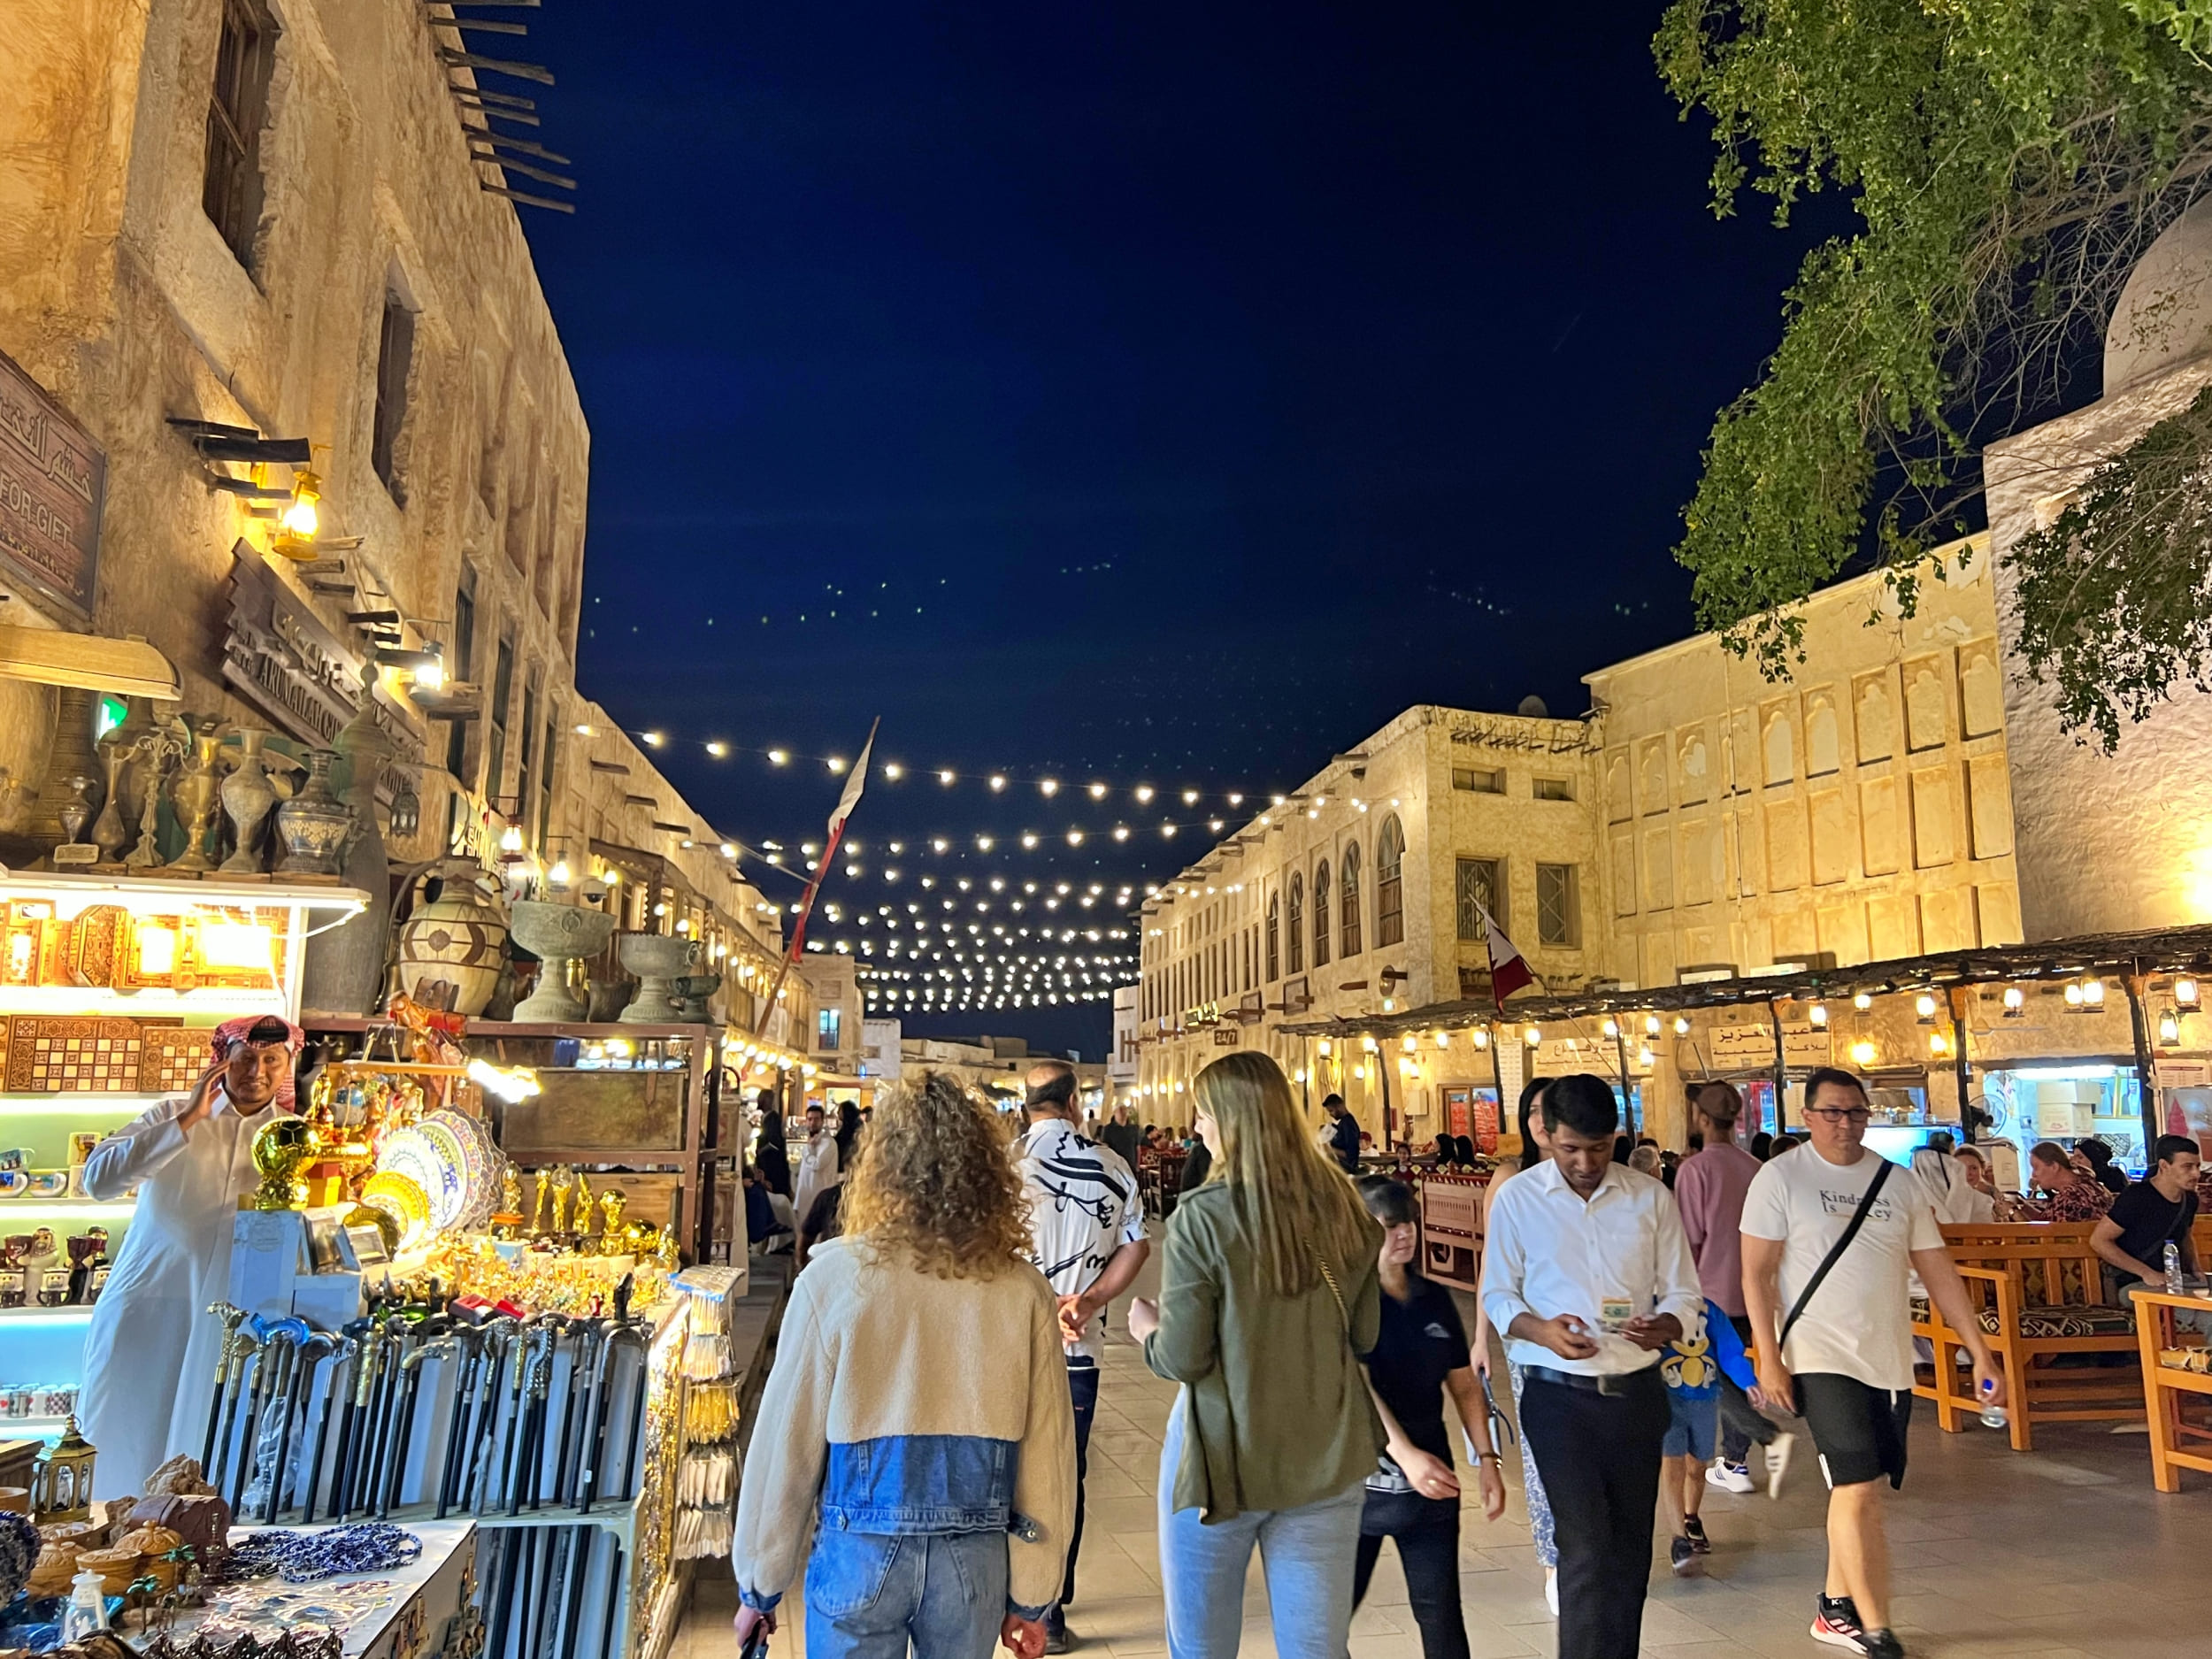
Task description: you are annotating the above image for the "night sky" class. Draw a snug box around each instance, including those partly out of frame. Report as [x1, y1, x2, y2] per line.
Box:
[511, 1, 1830, 1059]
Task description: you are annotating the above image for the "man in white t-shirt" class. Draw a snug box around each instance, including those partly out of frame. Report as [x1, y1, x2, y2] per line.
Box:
[1741, 1068, 2002, 1659]
[1014, 1061, 1149, 1654]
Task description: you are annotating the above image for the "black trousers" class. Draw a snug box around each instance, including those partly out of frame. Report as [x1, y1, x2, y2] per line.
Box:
[1717, 1313, 1778, 1463]
[1060, 1363, 1100, 1608]
[1353, 1488, 1470, 1659]
[1519, 1368, 1669, 1659]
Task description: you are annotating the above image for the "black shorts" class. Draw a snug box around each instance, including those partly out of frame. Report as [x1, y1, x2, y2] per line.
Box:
[1793, 1372, 1913, 1490]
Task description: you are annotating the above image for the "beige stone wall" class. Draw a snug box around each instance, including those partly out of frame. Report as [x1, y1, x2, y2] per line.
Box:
[1583, 549, 2022, 986]
[0, 0, 583, 855]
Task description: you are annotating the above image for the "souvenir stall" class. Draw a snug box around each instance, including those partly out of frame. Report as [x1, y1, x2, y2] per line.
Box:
[0, 871, 365, 1455]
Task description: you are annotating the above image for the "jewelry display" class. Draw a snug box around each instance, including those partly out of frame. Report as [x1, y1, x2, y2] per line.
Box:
[213, 1524, 423, 1585]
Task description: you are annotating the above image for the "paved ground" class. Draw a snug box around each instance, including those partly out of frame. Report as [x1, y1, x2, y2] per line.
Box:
[681, 1244, 2212, 1659]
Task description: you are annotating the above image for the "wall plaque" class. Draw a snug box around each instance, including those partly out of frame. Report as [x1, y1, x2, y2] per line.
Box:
[0, 348, 104, 622]
[221, 544, 420, 756]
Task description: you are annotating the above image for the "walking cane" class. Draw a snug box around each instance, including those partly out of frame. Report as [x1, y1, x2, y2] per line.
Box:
[272, 1331, 334, 1520]
[200, 1303, 248, 1471]
[300, 1333, 357, 1524]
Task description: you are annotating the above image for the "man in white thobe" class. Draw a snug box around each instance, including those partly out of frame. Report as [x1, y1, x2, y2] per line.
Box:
[789, 1102, 840, 1237]
[79, 1015, 302, 1497]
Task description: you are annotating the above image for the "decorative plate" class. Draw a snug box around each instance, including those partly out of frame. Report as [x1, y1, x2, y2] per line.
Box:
[376, 1128, 464, 1233]
[421, 1109, 497, 1229]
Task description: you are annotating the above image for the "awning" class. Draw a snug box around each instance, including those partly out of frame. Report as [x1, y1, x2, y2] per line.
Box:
[0, 624, 180, 699]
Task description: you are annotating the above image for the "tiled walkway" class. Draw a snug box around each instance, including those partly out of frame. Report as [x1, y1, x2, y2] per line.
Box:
[681, 1248, 2212, 1659]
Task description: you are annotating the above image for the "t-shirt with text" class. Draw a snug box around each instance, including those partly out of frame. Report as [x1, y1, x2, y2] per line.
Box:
[1740, 1148, 1941, 1391]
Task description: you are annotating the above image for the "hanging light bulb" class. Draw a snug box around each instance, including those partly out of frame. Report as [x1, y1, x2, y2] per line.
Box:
[1914, 993, 1938, 1024]
[1434, 1031, 1450, 1049]
[1853, 992, 1873, 1010]
[2001, 985, 2025, 1018]
[1601, 1018, 1619, 1040]
[2158, 1009, 2182, 1044]
[1808, 1002, 1829, 1028]
[1928, 1031, 1950, 1058]
[1402, 1034, 1418, 1054]
[1850, 1039, 1878, 1067]
[1644, 1014, 1661, 1037]
[1524, 1025, 1541, 1047]
[1636, 1044, 1655, 1067]
[1317, 1039, 1333, 1057]
[2082, 978, 2106, 1008]
[2064, 980, 2085, 1007]
[2177, 977, 2200, 1010]
[548, 856, 572, 888]
[1472, 1028, 1488, 1049]
[1672, 1015, 1690, 1035]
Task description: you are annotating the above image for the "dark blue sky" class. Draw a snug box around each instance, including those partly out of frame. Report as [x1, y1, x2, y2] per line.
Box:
[514, 1, 1824, 1057]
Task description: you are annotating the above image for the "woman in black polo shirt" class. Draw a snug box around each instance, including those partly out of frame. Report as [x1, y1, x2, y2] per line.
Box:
[1350, 1178, 1507, 1659]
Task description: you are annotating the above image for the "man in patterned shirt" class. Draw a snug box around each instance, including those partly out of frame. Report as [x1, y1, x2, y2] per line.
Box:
[2015, 1141, 2116, 1223]
[1014, 1061, 1150, 1653]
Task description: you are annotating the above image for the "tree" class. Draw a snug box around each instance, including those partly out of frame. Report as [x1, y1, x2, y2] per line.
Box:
[1656, 0, 2212, 748]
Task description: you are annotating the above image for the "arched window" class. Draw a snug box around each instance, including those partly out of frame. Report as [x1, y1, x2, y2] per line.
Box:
[1376, 815, 1405, 947]
[1266, 894, 1280, 981]
[1286, 876, 1304, 974]
[1340, 844, 1363, 957]
[1312, 860, 1332, 968]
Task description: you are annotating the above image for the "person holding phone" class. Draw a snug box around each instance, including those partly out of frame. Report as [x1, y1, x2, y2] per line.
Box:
[1479, 1074, 1702, 1659]
[732, 1071, 1076, 1659]
[77, 1014, 303, 1498]
[1349, 1178, 1506, 1659]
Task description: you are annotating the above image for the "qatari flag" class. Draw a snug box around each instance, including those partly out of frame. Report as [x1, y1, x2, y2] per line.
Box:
[1485, 908, 1533, 1010]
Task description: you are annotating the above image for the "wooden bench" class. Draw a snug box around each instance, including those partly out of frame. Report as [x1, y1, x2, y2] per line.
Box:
[1912, 1221, 2141, 1451]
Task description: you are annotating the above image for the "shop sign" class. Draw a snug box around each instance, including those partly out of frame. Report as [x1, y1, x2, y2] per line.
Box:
[221, 545, 365, 744]
[0, 348, 104, 622]
[1698, 1020, 1833, 1071]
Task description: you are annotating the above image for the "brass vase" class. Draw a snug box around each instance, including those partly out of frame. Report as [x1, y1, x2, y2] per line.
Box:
[218, 728, 280, 875]
[165, 720, 225, 872]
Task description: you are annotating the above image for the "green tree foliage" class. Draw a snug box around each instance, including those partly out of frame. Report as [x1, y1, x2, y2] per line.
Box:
[1657, 0, 2212, 744]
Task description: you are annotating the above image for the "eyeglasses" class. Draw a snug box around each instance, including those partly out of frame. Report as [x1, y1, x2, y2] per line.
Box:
[1803, 1106, 1871, 1123]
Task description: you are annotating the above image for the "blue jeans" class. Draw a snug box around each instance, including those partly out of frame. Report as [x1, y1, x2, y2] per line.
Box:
[1157, 1402, 1364, 1659]
[805, 1527, 1008, 1659]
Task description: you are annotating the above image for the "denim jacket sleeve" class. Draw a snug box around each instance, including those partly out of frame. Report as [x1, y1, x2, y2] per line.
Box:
[1008, 1275, 1079, 1618]
[731, 1273, 837, 1610]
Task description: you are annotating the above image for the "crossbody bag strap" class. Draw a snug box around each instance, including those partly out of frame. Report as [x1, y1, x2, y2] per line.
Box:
[1311, 1247, 1350, 1334]
[1778, 1159, 1893, 1348]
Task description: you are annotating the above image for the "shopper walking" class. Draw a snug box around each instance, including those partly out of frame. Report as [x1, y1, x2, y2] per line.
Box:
[1127, 1052, 1383, 1659]
[1349, 1178, 1506, 1659]
[1102, 1102, 1144, 1171]
[1324, 1092, 1363, 1172]
[1471, 1078, 1560, 1615]
[1480, 1073, 1701, 1659]
[1675, 1082, 1795, 1500]
[733, 1071, 1077, 1659]
[753, 1094, 792, 1200]
[791, 1102, 841, 1236]
[1740, 1067, 2004, 1659]
[1013, 1061, 1151, 1653]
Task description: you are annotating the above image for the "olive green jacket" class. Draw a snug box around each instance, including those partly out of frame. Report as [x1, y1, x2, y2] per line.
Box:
[1142, 1180, 1385, 1521]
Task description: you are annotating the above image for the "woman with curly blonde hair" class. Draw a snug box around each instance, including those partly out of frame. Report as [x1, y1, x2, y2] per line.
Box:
[733, 1071, 1077, 1659]
[1128, 1050, 1385, 1659]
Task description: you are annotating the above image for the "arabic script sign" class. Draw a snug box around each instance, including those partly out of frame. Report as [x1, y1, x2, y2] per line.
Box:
[0, 349, 104, 621]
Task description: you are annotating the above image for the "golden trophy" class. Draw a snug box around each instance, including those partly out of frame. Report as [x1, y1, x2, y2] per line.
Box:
[571, 1169, 594, 1248]
[549, 1164, 572, 1237]
[530, 1168, 551, 1237]
[491, 1165, 525, 1240]
[249, 1117, 323, 1211]
[599, 1188, 626, 1255]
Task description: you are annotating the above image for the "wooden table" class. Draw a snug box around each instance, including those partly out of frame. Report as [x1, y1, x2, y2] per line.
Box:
[2131, 1288, 2212, 1492]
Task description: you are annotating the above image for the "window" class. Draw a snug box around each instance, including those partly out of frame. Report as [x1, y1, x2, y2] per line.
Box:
[817, 1007, 842, 1051]
[371, 290, 417, 502]
[1532, 776, 1574, 802]
[486, 630, 515, 799]
[1312, 861, 1331, 968]
[203, 0, 272, 268]
[443, 565, 477, 780]
[1287, 876, 1305, 974]
[1452, 766, 1503, 794]
[1340, 844, 1362, 957]
[518, 678, 539, 830]
[1455, 857, 1503, 942]
[1266, 894, 1280, 980]
[1375, 816, 1404, 947]
[537, 710, 557, 849]
[1537, 864, 1581, 947]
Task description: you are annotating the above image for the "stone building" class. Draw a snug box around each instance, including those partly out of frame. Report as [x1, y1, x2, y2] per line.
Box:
[0, 0, 780, 1008]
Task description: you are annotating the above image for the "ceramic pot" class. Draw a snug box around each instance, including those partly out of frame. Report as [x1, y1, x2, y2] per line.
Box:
[396, 872, 510, 1017]
[275, 749, 352, 877]
[617, 933, 697, 1024]
[164, 721, 225, 872]
[218, 728, 280, 874]
[510, 901, 618, 1023]
[671, 972, 718, 1024]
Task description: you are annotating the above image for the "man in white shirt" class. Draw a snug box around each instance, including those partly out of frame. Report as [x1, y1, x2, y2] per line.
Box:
[1741, 1067, 2003, 1659]
[790, 1102, 839, 1239]
[1014, 1061, 1149, 1654]
[1480, 1074, 1702, 1659]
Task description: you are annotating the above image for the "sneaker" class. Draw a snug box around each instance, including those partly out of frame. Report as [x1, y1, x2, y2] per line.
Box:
[1860, 1632, 1906, 1659]
[1810, 1595, 1868, 1653]
[1670, 1535, 1702, 1577]
[1543, 1567, 1558, 1617]
[1682, 1515, 1712, 1555]
[1044, 1609, 1071, 1655]
[1765, 1432, 1797, 1500]
[1706, 1459, 1755, 1494]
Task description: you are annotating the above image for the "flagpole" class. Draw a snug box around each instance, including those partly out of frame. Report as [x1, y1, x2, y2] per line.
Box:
[753, 718, 879, 1041]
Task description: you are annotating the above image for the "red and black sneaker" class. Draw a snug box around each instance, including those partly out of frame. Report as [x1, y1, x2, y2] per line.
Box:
[1811, 1595, 1870, 1654]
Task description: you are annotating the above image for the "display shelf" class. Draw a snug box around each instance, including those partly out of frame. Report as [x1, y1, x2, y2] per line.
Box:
[382, 1486, 644, 1541]
[0, 1198, 135, 1218]
[0, 1303, 101, 1320]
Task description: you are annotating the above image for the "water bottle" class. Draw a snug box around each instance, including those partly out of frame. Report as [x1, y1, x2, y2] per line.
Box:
[2166, 1242, 2185, 1296]
[1978, 1376, 2007, 1431]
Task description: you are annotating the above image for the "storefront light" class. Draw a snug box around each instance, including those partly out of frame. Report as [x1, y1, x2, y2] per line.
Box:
[2159, 1009, 2183, 1044]
[2177, 977, 2201, 1010]
[1524, 1025, 1541, 1047]
[1434, 1031, 1450, 1048]
[1853, 993, 1872, 1010]
[1643, 1015, 1661, 1037]
[1471, 1028, 1488, 1049]
[1914, 993, 1938, 1024]
[1808, 1002, 1829, 1028]
[2082, 978, 2107, 1009]
[1601, 1018, 1619, 1040]
[1672, 1015, 1689, 1035]
[1928, 1032, 1950, 1058]
[280, 470, 320, 539]
[1850, 1039, 1878, 1067]
[2064, 980, 2085, 1007]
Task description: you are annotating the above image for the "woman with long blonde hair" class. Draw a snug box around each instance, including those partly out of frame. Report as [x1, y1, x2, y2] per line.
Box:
[1128, 1051, 1384, 1659]
[733, 1071, 1076, 1659]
